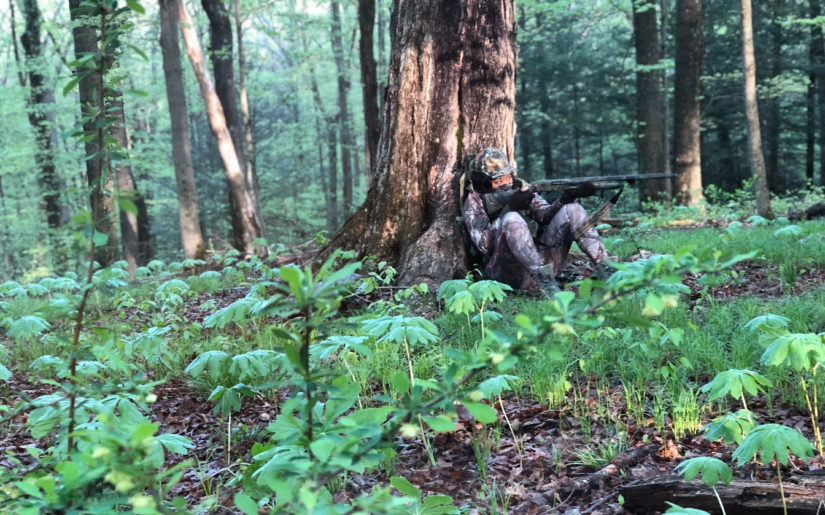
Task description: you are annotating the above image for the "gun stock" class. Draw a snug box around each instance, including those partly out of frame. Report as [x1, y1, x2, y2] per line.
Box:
[530, 173, 677, 193]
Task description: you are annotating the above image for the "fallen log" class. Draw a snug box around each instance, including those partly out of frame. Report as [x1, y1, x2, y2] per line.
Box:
[620, 474, 825, 514]
[561, 444, 656, 494]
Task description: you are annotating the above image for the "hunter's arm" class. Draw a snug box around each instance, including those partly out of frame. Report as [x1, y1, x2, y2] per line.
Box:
[528, 191, 563, 223]
[464, 192, 492, 254]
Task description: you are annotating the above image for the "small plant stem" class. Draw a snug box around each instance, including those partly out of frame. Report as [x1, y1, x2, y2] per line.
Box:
[813, 365, 823, 461]
[740, 393, 754, 425]
[301, 309, 314, 458]
[341, 357, 364, 410]
[777, 460, 788, 515]
[800, 375, 824, 461]
[479, 301, 486, 341]
[498, 395, 523, 458]
[226, 411, 232, 467]
[403, 336, 415, 387]
[712, 485, 727, 515]
[417, 415, 436, 466]
[69, 4, 108, 454]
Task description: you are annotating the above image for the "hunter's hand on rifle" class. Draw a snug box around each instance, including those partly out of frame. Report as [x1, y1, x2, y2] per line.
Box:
[508, 185, 534, 211]
[559, 182, 596, 204]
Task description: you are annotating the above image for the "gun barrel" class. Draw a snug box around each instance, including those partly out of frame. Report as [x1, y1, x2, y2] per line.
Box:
[530, 173, 677, 192]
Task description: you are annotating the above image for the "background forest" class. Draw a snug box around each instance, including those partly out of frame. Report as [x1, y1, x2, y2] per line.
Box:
[1, 0, 823, 278]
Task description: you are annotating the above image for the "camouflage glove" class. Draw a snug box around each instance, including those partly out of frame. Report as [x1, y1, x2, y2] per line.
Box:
[559, 182, 597, 204]
[508, 189, 534, 211]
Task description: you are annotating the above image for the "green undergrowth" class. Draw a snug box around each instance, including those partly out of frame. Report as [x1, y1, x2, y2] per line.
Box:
[2, 214, 825, 513]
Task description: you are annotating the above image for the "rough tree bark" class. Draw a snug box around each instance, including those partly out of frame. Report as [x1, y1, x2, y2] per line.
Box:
[358, 0, 380, 179]
[234, 0, 260, 227]
[674, 0, 704, 207]
[68, 0, 120, 266]
[159, 0, 206, 260]
[741, 0, 773, 218]
[330, 0, 354, 213]
[177, 0, 262, 256]
[21, 0, 62, 229]
[325, 0, 517, 287]
[201, 0, 263, 245]
[633, 0, 670, 202]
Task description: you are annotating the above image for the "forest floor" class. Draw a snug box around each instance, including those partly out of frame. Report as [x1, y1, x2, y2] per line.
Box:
[4, 215, 825, 514]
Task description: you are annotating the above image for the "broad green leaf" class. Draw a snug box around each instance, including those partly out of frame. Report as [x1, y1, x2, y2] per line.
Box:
[9, 315, 50, 341]
[0, 363, 10, 382]
[155, 433, 193, 454]
[663, 503, 711, 515]
[701, 369, 772, 402]
[477, 375, 518, 397]
[462, 401, 497, 424]
[234, 492, 258, 515]
[732, 423, 814, 466]
[390, 476, 421, 499]
[422, 415, 457, 433]
[675, 457, 732, 486]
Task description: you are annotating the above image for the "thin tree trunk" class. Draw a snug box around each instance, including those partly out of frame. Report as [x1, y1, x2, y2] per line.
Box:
[765, 2, 782, 192]
[358, 0, 380, 180]
[68, 0, 120, 265]
[234, 0, 262, 234]
[21, 0, 62, 229]
[10, 0, 27, 87]
[159, 0, 205, 260]
[177, 0, 262, 256]
[674, 0, 704, 207]
[740, 0, 773, 218]
[377, 0, 386, 120]
[812, 0, 825, 186]
[201, 0, 263, 246]
[330, 0, 354, 213]
[807, 45, 816, 188]
[0, 176, 15, 276]
[633, 0, 670, 202]
[660, 0, 672, 178]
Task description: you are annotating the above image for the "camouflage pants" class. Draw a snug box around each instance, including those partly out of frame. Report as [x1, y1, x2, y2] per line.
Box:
[483, 203, 607, 290]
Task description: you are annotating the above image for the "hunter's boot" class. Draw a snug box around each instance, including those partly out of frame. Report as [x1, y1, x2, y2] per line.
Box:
[531, 263, 561, 298]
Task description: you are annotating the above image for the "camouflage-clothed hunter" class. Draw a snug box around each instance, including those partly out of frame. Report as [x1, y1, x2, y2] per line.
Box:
[463, 148, 609, 296]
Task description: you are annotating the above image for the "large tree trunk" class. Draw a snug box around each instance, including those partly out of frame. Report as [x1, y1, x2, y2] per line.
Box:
[159, 0, 206, 260]
[633, 0, 670, 202]
[201, 0, 263, 246]
[234, 0, 260, 230]
[359, 0, 380, 180]
[21, 0, 62, 229]
[330, 0, 354, 213]
[177, 0, 262, 256]
[673, 0, 704, 207]
[68, 0, 120, 266]
[326, 0, 517, 287]
[741, 0, 773, 218]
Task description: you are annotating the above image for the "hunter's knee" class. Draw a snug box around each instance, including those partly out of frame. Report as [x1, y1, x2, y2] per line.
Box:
[559, 202, 588, 225]
[501, 212, 529, 231]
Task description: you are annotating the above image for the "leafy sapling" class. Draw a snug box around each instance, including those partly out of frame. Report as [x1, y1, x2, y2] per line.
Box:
[674, 457, 732, 515]
[731, 424, 814, 515]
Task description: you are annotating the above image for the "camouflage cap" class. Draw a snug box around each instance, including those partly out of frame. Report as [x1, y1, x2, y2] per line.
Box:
[474, 148, 516, 179]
